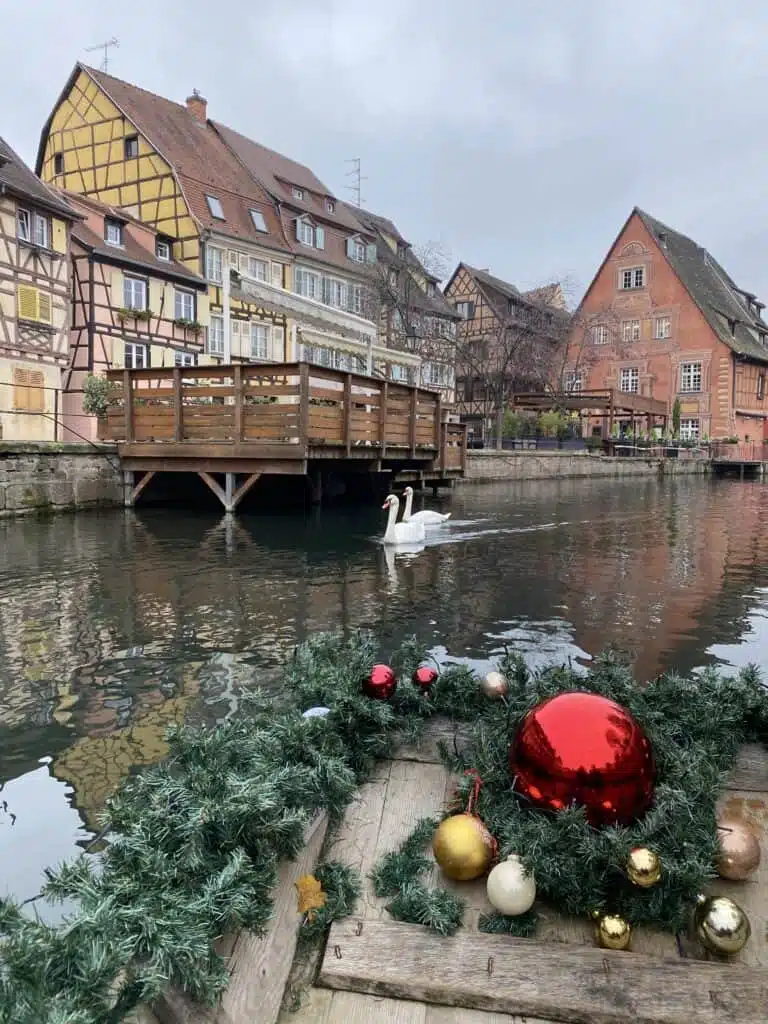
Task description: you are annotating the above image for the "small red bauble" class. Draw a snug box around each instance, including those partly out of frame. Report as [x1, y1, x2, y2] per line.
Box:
[362, 664, 397, 700]
[412, 666, 438, 692]
[509, 692, 655, 827]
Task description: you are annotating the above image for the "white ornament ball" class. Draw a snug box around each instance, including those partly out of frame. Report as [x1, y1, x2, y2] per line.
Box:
[486, 854, 536, 916]
[302, 706, 331, 719]
[480, 670, 509, 699]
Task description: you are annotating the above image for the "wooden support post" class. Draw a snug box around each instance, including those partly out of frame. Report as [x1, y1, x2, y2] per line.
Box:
[379, 381, 388, 457]
[233, 364, 243, 443]
[343, 373, 352, 456]
[130, 471, 156, 507]
[229, 472, 261, 510]
[225, 472, 235, 512]
[434, 394, 442, 451]
[299, 363, 310, 453]
[123, 368, 133, 442]
[123, 470, 135, 507]
[409, 388, 417, 456]
[198, 471, 228, 511]
[172, 368, 183, 442]
[439, 422, 447, 475]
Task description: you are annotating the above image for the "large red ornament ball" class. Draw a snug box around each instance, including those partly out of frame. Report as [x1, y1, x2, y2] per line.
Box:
[362, 664, 397, 700]
[412, 666, 438, 692]
[509, 692, 655, 827]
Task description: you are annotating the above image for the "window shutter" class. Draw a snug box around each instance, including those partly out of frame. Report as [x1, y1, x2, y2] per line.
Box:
[366, 243, 377, 264]
[13, 368, 44, 411]
[295, 218, 303, 241]
[346, 237, 355, 259]
[38, 292, 52, 324]
[17, 285, 39, 321]
[272, 325, 285, 361]
[315, 226, 325, 249]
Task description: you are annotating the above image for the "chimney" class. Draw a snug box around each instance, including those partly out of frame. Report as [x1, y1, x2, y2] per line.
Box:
[186, 89, 207, 122]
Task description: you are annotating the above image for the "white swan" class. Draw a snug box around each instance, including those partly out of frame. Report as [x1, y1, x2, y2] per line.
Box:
[382, 494, 426, 544]
[401, 485, 452, 526]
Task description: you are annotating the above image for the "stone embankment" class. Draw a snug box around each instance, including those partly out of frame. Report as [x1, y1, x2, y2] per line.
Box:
[0, 441, 122, 516]
[463, 449, 709, 483]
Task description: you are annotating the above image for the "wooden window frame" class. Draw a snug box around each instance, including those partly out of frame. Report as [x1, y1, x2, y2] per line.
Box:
[680, 361, 702, 393]
[654, 315, 671, 340]
[17, 207, 49, 249]
[619, 265, 645, 290]
[207, 315, 225, 356]
[174, 350, 197, 367]
[124, 342, 148, 369]
[250, 323, 269, 360]
[174, 289, 195, 320]
[758, 372, 766, 401]
[123, 275, 148, 311]
[105, 219, 124, 247]
[619, 367, 639, 393]
[156, 238, 171, 261]
[124, 135, 139, 159]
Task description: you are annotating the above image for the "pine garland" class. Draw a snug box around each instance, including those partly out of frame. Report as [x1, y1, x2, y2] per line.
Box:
[372, 650, 768, 937]
[0, 632, 766, 1023]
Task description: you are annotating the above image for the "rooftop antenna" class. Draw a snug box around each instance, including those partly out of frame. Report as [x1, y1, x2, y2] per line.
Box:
[86, 37, 119, 72]
[345, 157, 367, 208]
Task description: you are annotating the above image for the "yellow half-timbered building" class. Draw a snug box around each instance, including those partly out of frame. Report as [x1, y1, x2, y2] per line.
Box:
[0, 136, 76, 441]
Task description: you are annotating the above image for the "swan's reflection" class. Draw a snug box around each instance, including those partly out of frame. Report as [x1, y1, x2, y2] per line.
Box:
[383, 540, 426, 594]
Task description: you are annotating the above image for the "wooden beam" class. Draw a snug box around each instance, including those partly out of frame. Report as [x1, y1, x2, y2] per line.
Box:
[409, 389, 417, 456]
[230, 472, 261, 510]
[131, 471, 155, 506]
[379, 382, 388, 457]
[320, 918, 767, 1024]
[198, 471, 227, 509]
[343, 373, 353, 456]
[299, 362, 310, 453]
[123, 368, 133, 442]
[434, 393, 442, 451]
[172, 367, 182, 442]
[233, 364, 243, 443]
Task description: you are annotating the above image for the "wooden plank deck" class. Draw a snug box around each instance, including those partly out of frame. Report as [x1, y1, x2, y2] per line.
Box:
[280, 726, 768, 1024]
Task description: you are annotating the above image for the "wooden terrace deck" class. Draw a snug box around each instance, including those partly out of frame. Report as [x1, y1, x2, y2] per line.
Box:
[98, 364, 466, 510]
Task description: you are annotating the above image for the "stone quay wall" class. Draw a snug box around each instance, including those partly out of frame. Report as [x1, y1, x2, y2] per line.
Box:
[0, 441, 122, 516]
[463, 450, 710, 483]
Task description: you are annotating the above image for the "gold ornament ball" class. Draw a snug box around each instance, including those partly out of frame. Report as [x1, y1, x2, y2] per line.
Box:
[626, 847, 662, 887]
[480, 670, 509, 699]
[693, 895, 751, 956]
[593, 911, 632, 951]
[716, 819, 762, 881]
[432, 813, 495, 881]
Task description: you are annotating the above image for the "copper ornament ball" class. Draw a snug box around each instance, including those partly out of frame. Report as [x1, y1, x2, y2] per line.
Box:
[716, 819, 762, 881]
[509, 692, 655, 826]
[362, 664, 397, 700]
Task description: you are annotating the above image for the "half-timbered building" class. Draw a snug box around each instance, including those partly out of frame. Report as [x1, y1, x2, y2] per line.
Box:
[57, 190, 208, 440]
[0, 137, 76, 441]
[37, 65, 418, 382]
[443, 263, 567, 441]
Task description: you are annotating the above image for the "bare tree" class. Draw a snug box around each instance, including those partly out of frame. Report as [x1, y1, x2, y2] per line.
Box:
[455, 291, 571, 448]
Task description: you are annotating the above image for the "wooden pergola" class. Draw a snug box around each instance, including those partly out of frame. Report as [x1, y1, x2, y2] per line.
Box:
[513, 389, 668, 437]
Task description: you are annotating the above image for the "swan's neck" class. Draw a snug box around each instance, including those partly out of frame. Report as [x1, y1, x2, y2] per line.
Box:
[383, 500, 398, 540]
[403, 490, 413, 521]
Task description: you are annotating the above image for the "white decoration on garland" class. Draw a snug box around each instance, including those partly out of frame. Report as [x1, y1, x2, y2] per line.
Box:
[486, 854, 536, 915]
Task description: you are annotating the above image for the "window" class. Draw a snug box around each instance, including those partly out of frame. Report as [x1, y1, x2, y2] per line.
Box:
[272, 325, 285, 359]
[456, 301, 474, 319]
[12, 368, 44, 412]
[326, 278, 347, 309]
[207, 315, 224, 355]
[680, 361, 702, 393]
[565, 372, 584, 392]
[124, 135, 139, 159]
[271, 263, 284, 288]
[348, 238, 366, 263]
[17, 209, 49, 248]
[105, 219, 124, 247]
[16, 285, 52, 324]
[250, 209, 268, 232]
[422, 362, 453, 388]
[427, 282, 436, 298]
[206, 195, 225, 219]
[174, 289, 195, 320]
[622, 319, 641, 343]
[251, 324, 268, 359]
[325, 199, 335, 213]
[296, 217, 315, 246]
[124, 342, 147, 369]
[591, 324, 609, 345]
[759, 373, 766, 401]
[206, 245, 223, 283]
[292, 186, 305, 200]
[390, 364, 410, 383]
[679, 418, 699, 441]
[620, 367, 639, 393]
[350, 283, 363, 314]
[654, 315, 671, 340]
[53, 153, 64, 174]
[123, 276, 147, 310]
[174, 350, 196, 367]
[156, 238, 171, 261]
[295, 267, 321, 300]
[619, 266, 645, 289]
[247, 257, 268, 281]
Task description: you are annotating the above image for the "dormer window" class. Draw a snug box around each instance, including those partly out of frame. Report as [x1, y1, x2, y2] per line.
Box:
[296, 216, 324, 249]
[292, 186, 305, 200]
[105, 219, 124, 247]
[206, 195, 225, 220]
[427, 282, 436, 298]
[156, 237, 171, 261]
[347, 236, 374, 263]
[17, 208, 49, 249]
[326, 199, 335, 214]
[250, 209, 268, 232]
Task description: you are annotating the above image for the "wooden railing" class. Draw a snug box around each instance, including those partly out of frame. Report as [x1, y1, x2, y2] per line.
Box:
[711, 441, 768, 463]
[98, 364, 466, 469]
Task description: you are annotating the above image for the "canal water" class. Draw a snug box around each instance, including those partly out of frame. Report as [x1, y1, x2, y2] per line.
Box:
[2, 475, 768, 907]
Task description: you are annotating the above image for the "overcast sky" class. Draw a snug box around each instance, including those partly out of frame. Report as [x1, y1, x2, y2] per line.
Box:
[2, 1, 767, 302]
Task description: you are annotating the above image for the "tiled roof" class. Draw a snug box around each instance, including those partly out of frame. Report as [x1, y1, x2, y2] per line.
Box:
[60, 189, 205, 286]
[635, 208, 768, 363]
[213, 122, 367, 234]
[0, 136, 75, 219]
[76, 67, 291, 252]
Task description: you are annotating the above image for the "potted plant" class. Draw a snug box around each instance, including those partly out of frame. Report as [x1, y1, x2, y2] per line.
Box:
[117, 307, 153, 323]
[82, 374, 119, 419]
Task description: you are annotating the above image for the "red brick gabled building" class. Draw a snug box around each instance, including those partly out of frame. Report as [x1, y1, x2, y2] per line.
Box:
[569, 208, 768, 442]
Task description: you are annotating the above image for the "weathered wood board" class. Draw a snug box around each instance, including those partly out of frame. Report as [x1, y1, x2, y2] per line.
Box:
[320, 917, 768, 1024]
[278, 989, 559, 1023]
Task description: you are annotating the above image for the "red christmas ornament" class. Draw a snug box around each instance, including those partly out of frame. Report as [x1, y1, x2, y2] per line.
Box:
[362, 663, 397, 700]
[412, 665, 438, 693]
[509, 692, 655, 827]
